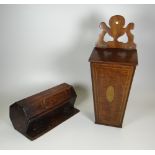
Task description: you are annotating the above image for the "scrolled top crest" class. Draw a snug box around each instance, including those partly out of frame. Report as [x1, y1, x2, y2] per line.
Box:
[96, 15, 136, 49]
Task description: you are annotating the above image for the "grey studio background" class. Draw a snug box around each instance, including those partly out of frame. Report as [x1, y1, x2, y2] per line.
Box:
[0, 4, 155, 149]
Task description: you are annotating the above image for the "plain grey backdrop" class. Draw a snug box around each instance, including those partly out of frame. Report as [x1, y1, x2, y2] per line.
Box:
[0, 4, 155, 149]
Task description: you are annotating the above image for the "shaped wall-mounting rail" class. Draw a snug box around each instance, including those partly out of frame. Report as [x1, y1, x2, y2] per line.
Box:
[96, 15, 136, 49]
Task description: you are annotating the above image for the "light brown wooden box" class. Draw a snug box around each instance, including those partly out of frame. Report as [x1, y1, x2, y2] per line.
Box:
[89, 15, 138, 127]
[89, 47, 138, 127]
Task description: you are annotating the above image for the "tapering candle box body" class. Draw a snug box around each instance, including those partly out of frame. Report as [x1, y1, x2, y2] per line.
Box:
[89, 47, 138, 127]
[10, 83, 79, 140]
[89, 15, 138, 127]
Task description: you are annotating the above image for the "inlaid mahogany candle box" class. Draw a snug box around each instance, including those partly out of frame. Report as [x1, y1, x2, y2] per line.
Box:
[89, 15, 138, 127]
[10, 83, 79, 140]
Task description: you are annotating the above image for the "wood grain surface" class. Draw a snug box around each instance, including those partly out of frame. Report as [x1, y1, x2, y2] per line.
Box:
[96, 15, 136, 49]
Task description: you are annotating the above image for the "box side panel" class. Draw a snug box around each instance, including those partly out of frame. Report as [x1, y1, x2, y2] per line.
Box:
[91, 63, 134, 127]
[90, 63, 99, 122]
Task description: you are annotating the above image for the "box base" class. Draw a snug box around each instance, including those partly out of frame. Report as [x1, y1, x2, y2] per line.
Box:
[95, 121, 122, 128]
[18, 107, 79, 140]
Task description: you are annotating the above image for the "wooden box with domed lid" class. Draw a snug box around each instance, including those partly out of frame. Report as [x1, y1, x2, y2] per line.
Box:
[9, 83, 79, 140]
[89, 15, 138, 127]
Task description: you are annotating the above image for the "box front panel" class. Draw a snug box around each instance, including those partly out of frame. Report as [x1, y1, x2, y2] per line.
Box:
[91, 63, 134, 127]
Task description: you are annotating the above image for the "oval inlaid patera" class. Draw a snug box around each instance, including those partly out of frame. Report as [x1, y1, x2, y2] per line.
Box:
[106, 86, 114, 103]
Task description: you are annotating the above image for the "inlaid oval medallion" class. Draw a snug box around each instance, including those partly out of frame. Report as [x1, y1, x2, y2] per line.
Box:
[106, 85, 114, 103]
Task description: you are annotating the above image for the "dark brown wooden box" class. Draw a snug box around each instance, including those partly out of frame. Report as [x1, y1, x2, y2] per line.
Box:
[10, 83, 79, 140]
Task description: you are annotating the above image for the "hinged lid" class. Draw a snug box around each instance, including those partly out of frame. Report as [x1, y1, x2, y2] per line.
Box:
[89, 47, 138, 66]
